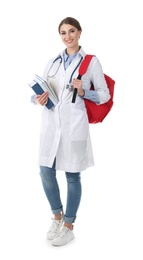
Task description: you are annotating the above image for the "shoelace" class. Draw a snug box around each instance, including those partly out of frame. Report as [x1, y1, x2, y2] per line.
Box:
[56, 227, 69, 238]
[49, 219, 62, 232]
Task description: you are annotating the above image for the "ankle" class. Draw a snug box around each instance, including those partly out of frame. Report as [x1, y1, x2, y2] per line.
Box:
[64, 222, 73, 230]
[54, 212, 63, 220]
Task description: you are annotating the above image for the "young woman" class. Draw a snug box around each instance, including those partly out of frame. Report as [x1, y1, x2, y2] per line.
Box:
[31, 17, 110, 246]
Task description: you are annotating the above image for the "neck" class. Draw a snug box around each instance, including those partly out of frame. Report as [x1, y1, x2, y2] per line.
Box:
[66, 46, 80, 56]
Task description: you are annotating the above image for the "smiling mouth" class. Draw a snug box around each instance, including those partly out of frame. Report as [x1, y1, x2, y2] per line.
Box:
[66, 40, 73, 43]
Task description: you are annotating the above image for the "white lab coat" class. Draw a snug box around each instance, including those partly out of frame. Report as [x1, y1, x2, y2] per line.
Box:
[38, 47, 110, 172]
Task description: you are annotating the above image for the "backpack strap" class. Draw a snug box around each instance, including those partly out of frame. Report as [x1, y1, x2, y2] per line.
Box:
[79, 54, 94, 76]
[71, 54, 94, 103]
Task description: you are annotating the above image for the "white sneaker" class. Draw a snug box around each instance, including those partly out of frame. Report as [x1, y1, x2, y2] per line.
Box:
[47, 218, 63, 240]
[52, 226, 74, 246]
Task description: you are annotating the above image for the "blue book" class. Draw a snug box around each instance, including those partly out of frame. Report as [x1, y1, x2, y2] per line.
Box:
[29, 75, 59, 109]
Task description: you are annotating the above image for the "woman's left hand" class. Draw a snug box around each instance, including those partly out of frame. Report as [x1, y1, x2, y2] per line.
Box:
[72, 79, 85, 97]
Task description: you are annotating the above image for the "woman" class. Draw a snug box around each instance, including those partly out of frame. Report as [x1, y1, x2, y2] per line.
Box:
[31, 17, 110, 246]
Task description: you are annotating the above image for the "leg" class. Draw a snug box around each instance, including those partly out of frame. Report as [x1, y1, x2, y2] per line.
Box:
[39, 160, 63, 215]
[64, 171, 82, 229]
[52, 171, 82, 246]
[39, 161, 64, 240]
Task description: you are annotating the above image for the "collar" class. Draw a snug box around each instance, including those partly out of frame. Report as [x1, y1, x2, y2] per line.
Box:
[59, 46, 86, 61]
[63, 49, 79, 62]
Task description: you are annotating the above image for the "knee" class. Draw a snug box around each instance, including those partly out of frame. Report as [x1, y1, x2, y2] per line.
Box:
[39, 167, 47, 183]
[39, 166, 55, 182]
[65, 172, 81, 183]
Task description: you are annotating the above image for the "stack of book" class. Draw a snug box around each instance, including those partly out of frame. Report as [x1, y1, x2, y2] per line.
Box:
[29, 74, 59, 109]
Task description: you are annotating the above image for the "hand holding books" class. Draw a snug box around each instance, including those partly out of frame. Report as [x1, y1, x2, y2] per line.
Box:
[34, 92, 49, 106]
[29, 74, 59, 109]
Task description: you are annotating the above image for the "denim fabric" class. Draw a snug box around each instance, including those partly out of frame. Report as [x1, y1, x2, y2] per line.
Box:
[39, 160, 82, 223]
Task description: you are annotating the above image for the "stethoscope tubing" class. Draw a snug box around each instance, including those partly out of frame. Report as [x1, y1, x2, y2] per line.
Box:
[47, 55, 83, 103]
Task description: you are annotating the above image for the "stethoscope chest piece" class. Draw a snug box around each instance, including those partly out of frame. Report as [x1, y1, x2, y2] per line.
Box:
[66, 83, 73, 91]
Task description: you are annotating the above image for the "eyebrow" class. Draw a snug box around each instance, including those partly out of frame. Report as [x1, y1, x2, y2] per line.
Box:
[60, 27, 76, 33]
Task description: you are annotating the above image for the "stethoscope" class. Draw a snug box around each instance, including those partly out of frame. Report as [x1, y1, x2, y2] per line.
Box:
[47, 55, 83, 91]
[47, 56, 62, 78]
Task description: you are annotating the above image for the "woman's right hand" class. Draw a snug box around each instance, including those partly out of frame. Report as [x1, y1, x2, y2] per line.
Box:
[34, 92, 49, 106]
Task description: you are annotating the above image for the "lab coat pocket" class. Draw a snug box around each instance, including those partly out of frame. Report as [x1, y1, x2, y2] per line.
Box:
[70, 107, 89, 141]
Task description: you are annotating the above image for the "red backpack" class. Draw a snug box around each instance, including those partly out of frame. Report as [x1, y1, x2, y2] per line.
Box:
[72, 54, 115, 124]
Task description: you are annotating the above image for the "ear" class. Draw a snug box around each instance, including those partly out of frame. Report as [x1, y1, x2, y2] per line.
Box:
[79, 31, 82, 38]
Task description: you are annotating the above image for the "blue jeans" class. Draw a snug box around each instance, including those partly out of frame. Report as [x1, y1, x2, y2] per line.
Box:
[39, 160, 82, 223]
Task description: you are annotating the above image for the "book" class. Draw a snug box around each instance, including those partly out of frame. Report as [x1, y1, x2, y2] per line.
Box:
[29, 74, 59, 109]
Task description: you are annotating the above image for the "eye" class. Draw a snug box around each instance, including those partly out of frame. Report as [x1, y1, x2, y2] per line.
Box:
[60, 32, 66, 35]
[70, 29, 75, 33]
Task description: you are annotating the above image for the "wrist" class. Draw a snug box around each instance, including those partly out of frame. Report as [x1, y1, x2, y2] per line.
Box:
[78, 89, 85, 97]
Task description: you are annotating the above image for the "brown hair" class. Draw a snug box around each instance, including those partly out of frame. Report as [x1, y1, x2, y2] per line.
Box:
[58, 17, 82, 33]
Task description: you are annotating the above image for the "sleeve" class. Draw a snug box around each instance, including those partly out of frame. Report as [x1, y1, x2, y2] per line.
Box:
[31, 94, 36, 104]
[82, 89, 100, 104]
[84, 57, 111, 105]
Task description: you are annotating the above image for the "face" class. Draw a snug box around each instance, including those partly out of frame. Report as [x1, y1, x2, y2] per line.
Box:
[59, 24, 81, 49]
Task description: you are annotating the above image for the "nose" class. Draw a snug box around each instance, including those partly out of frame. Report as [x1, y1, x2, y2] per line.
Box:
[66, 32, 71, 39]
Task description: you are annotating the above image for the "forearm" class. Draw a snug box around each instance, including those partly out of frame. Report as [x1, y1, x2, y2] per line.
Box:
[80, 89, 100, 104]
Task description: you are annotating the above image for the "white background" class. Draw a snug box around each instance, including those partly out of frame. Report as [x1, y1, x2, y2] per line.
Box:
[0, 0, 143, 259]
